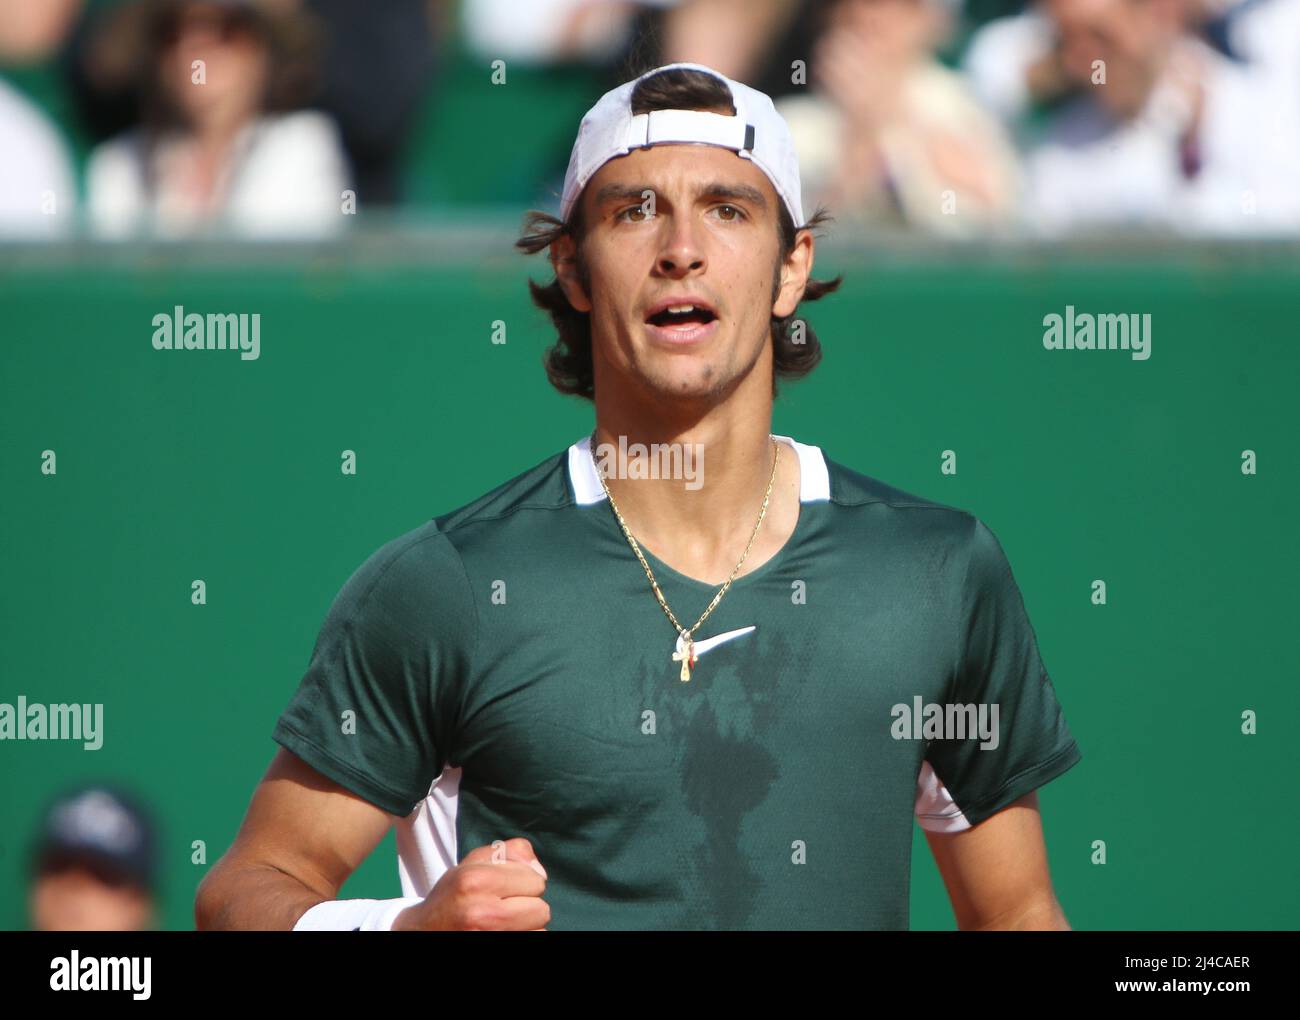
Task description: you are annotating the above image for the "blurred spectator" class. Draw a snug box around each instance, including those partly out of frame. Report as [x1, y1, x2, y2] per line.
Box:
[776, 0, 1022, 236]
[1218, 0, 1300, 196]
[661, 0, 802, 82]
[84, 0, 349, 238]
[0, 77, 77, 236]
[965, 0, 1300, 235]
[1219, 0, 1300, 72]
[28, 785, 159, 931]
[961, 1, 1060, 125]
[0, 0, 85, 62]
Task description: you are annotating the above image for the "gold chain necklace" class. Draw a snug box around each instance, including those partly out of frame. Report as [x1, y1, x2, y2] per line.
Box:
[590, 431, 780, 682]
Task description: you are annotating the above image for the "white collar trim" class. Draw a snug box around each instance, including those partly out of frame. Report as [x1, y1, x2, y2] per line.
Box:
[568, 433, 830, 506]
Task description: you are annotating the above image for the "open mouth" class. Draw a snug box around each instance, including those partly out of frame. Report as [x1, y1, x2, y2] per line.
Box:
[645, 304, 718, 328]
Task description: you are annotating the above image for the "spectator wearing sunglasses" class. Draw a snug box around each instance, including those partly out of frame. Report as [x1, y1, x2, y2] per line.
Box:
[84, 0, 349, 238]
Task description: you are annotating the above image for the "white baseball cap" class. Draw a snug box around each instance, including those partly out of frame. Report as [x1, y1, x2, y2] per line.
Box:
[559, 61, 805, 229]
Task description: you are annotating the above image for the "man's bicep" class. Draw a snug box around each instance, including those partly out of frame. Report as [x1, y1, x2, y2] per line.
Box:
[229, 747, 398, 898]
[923, 791, 1067, 930]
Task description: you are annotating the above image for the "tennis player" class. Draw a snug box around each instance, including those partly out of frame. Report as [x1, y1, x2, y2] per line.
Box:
[196, 62, 1081, 931]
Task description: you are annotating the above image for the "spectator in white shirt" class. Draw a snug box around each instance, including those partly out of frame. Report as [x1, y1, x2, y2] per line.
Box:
[964, 0, 1299, 235]
[85, 0, 350, 239]
[0, 78, 77, 237]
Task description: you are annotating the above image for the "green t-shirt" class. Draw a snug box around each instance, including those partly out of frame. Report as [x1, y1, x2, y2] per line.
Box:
[273, 433, 1081, 929]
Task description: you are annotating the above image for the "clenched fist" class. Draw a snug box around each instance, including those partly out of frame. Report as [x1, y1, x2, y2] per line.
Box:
[391, 837, 550, 931]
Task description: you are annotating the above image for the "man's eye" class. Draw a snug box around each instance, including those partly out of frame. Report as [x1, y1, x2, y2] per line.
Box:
[714, 204, 744, 221]
[617, 205, 651, 222]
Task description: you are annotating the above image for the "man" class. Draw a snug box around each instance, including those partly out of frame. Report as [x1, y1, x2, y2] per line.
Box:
[29, 785, 159, 931]
[196, 62, 1082, 931]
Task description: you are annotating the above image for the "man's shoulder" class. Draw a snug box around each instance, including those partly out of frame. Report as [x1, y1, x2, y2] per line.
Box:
[432, 445, 574, 535]
[824, 454, 971, 518]
[350, 445, 573, 583]
[821, 454, 1026, 606]
[821, 452, 985, 554]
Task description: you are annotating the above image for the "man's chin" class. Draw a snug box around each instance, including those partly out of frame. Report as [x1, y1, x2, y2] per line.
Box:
[636, 363, 736, 403]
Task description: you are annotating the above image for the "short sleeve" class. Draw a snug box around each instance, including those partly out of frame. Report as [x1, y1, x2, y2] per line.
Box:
[916, 515, 1081, 831]
[272, 523, 476, 817]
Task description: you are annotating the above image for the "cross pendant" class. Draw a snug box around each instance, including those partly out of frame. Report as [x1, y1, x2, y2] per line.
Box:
[672, 637, 697, 682]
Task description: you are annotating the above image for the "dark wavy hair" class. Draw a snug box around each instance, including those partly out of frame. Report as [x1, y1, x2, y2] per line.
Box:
[516, 67, 843, 401]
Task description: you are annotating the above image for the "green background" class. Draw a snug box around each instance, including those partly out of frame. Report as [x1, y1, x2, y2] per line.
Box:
[2, 233, 1297, 930]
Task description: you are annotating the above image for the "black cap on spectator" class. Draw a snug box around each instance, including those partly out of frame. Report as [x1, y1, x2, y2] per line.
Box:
[31, 785, 159, 893]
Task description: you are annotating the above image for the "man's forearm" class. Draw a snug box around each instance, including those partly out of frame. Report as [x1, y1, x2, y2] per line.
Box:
[968, 894, 1071, 931]
[195, 860, 326, 931]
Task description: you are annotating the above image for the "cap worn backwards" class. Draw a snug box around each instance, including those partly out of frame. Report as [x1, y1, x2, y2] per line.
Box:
[560, 62, 805, 230]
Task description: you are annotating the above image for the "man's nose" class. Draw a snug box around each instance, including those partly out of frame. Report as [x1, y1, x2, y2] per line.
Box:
[655, 214, 706, 276]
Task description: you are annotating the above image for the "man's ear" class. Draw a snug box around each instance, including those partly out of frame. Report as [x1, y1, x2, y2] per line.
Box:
[773, 228, 814, 319]
[552, 233, 593, 314]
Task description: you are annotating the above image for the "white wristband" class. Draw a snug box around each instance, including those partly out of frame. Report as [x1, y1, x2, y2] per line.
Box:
[293, 896, 426, 931]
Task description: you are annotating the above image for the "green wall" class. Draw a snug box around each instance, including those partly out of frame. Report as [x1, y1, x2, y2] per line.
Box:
[2, 237, 1296, 929]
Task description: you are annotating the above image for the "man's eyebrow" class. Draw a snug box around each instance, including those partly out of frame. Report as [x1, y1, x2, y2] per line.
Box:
[698, 182, 768, 209]
[592, 180, 769, 209]
[592, 183, 655, 206]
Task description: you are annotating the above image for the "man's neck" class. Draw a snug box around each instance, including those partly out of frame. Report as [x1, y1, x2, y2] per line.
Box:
[590, 415, 802, 587]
